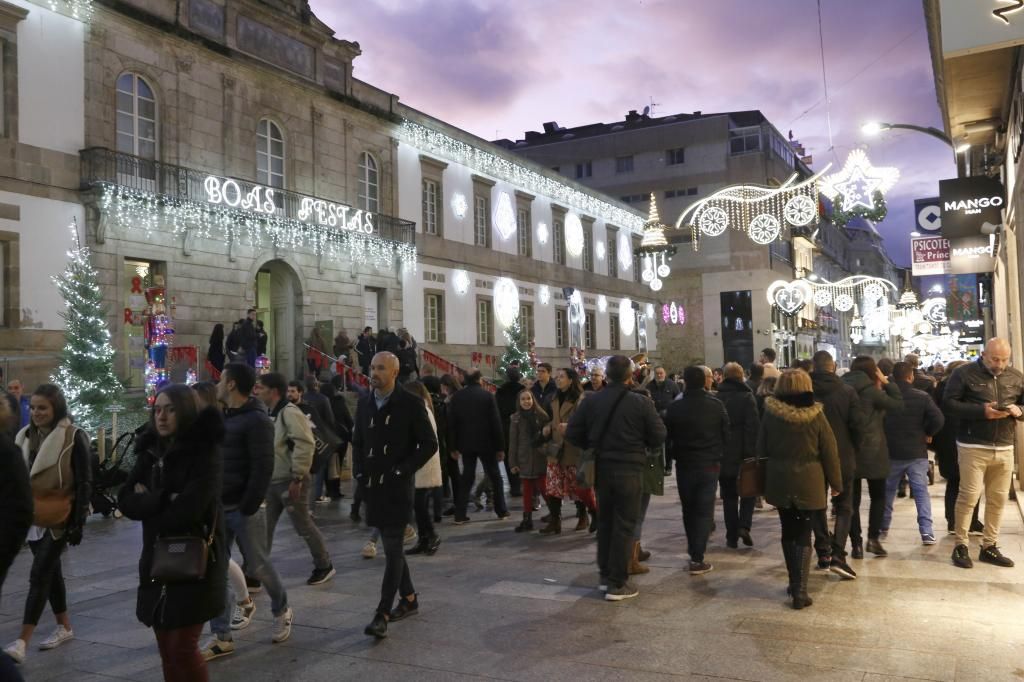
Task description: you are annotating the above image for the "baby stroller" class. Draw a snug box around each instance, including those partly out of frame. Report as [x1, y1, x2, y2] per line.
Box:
[90, 428, 141, 518]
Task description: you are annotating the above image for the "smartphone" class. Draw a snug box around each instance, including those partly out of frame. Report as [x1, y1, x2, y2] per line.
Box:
[996, 404, 1015, 412]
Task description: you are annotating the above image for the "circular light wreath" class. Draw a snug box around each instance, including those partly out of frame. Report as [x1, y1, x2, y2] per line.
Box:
[834, 293, 855, 312]
[749, 214, 781, 245]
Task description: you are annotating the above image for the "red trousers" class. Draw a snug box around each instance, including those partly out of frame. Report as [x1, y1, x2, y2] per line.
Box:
[154, 623, 206, 682]
[522, 476, 546, 511]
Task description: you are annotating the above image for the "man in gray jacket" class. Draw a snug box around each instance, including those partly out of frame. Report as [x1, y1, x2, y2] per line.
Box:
[944, 338, 1024, 569]
[567, 356, 666, 602]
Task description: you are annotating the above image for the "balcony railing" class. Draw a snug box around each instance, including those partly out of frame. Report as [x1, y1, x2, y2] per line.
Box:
[80, 147, 416, 247]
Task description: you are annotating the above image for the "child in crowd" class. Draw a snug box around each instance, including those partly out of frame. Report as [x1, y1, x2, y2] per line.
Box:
[508, 391, 551, 532]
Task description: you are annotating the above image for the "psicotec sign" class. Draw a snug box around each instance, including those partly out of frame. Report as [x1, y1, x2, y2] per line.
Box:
[939, 176, 1005, 239]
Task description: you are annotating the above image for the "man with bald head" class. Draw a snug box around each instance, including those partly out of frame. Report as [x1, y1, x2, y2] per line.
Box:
[353, 352, 438, 637]
[943, 338, 1024, 569]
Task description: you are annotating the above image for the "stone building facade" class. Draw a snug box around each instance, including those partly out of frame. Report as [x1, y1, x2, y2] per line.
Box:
[0, 0, 86, 387]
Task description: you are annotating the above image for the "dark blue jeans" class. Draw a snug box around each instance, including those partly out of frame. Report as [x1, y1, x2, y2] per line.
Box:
[595, 461, 643, 588]
[676, 466, 719, 563]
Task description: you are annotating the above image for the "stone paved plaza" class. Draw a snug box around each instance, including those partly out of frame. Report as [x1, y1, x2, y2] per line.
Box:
[3, 476, 1023, 682]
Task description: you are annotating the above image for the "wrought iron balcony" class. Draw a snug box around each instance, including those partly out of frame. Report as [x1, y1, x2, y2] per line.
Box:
[80, 147, 416, 247]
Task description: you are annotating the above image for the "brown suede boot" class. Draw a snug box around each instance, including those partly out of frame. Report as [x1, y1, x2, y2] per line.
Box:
[628, 541, 650, 575]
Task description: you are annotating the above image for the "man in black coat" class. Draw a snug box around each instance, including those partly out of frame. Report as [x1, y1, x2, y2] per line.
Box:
[810, 350, 862, 579]
[716, 363, 759, 549]
[207, 363, 290, 656]
[566, 355, 666, 601]
[647, 366, 681, 417]
[353, 352, 438, 638]
[905, 354, 937, 396]
[448, 369, 508, 523]
[882, 362, 944, 544]
[356, 327, 377, 376]
[495, 368, 525, 497]
[239, 309, 259, 368]
[665, 366, 730, 575]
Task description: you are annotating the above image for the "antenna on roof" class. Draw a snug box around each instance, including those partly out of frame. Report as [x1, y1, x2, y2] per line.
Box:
[648, 96, 660, 117]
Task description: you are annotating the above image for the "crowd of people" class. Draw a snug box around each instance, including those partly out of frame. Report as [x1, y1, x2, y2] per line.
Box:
[0, 337, 1022, 680]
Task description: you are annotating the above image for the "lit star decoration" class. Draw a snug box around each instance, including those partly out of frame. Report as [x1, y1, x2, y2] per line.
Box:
[819, 149, 899, 225]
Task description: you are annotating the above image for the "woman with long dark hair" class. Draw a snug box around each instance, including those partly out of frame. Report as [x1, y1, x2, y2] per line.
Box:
[539, 368, 594, 535]
[403, 381, 443, 555]
[759, 370, 841, 609]
[207, 324, 226, 378]
[843, 355, 903, 559]
[3, 384, 91, 665]
[119, 385, 226, 682]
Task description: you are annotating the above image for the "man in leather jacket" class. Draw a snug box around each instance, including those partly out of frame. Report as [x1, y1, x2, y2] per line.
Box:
[944, 338, 1024, 569]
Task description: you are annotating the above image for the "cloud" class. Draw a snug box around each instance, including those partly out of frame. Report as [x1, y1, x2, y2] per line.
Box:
[311, 0, 956, 265]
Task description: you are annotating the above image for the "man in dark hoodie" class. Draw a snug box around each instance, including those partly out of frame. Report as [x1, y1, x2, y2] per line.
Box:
[665, 366, 730, 574]
[716, 362, 759, 548]
[239, 309, 259, 368]
[810, 350, 862, 580]
[206, 363, 291, 659]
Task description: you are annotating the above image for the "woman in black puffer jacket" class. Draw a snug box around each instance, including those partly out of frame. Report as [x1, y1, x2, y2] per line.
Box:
[119, 385, 225, 682]
[933, 360, 979, 533]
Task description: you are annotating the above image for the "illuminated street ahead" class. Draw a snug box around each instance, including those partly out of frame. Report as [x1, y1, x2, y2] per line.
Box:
[3, 478, 1022, 682]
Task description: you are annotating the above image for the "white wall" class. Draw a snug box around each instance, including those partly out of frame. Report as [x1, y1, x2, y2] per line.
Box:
[0, 191, 82, 329]
[15, 0, 85, 154]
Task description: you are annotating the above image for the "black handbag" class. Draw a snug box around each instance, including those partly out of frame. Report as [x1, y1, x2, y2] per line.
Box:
[150, 507, 217, 583]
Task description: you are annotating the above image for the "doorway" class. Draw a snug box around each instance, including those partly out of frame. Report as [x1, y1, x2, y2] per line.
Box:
[254, 260, 303, 379]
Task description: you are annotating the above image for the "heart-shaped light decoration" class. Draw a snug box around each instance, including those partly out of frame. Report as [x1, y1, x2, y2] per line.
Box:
[767, 280, 812, 317]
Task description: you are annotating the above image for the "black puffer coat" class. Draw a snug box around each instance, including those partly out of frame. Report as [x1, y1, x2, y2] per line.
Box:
[843, 370, 903, 480]
[933, 377, 960, 480]
[118, 408, 226, 630]
[715, 379, 759, 477]
[220, 398, 273, 515]
[0, 434, 31, 577]
[810, 370, 862, 479]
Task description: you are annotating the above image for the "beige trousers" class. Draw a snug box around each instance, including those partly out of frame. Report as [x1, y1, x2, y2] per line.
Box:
[954, 443, 1014, 547]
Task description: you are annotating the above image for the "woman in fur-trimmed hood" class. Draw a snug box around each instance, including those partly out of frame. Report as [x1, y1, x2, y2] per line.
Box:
[757, 370, 841, 610]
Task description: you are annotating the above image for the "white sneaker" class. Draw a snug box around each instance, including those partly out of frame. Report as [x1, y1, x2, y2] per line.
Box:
[361, 540, 377, 559]
[39, 626, 74, 651]
[3, 639, 25, 664]
[231, 599, 256, 630]
[271, 607, 293, 644]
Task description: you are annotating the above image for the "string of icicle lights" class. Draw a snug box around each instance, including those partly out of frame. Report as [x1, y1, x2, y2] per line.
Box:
[98, 184, 418, 273]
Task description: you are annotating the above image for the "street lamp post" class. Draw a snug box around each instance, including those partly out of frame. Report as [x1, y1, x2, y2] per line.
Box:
[861, 121, 970, 153]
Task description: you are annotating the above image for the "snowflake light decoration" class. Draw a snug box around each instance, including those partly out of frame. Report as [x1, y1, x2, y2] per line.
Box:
[619, 298, 635, 336]
[699, 206, 729, 236]
[749, 214, 781, 245]
[451, 193, 468, 220]
[784, 195, 817, 226]
[564, 213, 584, 257]
[834, 293, 855, 312]
[452, 269, 470, 295]
[493, 192, 516, 240]
[813, 289, 833, 307]
[863, 281, 884, 301]
[536, 222, 549, 245]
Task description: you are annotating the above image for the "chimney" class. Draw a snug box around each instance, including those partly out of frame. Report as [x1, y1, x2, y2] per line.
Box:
[625, 110, 641, 123]
[542, 121, 560, 134]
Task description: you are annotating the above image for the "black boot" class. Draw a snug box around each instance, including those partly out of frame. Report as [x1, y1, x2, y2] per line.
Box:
[515, 512, 534, 533]
[793, 545, 814, 609]
[539, 498, 562, 535]
[781, 540, 799, 599]
[574, 502, 588, 531]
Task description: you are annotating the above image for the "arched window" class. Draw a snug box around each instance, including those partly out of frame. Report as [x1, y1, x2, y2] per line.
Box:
[358, 151, 379, 213]
[116, 73, 157, 160]
[256, 119, 284, 189]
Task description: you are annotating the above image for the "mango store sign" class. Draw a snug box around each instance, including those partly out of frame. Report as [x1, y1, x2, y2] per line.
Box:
[911, 235, 996, 276]
[204, 176, 374, 234]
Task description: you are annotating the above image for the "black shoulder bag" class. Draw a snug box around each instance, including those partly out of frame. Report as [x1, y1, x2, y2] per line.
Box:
[576, 389, 630, 489]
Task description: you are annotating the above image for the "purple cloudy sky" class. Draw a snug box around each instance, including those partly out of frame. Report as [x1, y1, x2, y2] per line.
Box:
[311, 0, 955, 267]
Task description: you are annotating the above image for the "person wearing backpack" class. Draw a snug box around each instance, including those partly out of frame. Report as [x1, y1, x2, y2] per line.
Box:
[255, 373, 335, 586]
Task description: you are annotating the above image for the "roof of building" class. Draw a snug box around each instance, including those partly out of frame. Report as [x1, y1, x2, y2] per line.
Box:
[493, 110, 771, 149]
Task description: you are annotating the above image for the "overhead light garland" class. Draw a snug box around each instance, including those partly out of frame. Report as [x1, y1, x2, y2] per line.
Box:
[98, 184, 417, 273]
[398, 121, 644, 233]
[48, 0, 93, 20]
[676, 166, 828, 248]
[637, 194, 675, 292]
[767, 275, 899, 316]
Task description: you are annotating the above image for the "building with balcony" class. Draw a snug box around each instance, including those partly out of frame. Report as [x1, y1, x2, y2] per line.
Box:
[499, 110, 834, 369]
[72, 0, 656, 383]
[0, 0, 86, 386]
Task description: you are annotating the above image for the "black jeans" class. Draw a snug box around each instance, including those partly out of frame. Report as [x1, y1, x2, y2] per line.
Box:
[456, 452, 507, 517]
[719, 474, 754, 542]
[677, 466, 719, 563]
[595, 461, 643, 587]
[778, 507, 814, 547]
[829, 472, 855, 559]
[413, 488, 439, 540]
[24, 533, 68, 626]
[850, 477, 886, 543]
[378, 525, 415, 615]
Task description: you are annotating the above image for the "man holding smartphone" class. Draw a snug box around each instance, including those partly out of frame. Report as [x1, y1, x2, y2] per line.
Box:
[943, 338, 1024, 569]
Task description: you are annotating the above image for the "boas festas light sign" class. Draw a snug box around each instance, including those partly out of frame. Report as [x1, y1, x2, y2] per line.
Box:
[939, 176, 1005, 239]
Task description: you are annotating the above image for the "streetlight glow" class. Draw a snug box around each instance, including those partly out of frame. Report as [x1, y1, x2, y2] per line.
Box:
[861, 121, 885, 136]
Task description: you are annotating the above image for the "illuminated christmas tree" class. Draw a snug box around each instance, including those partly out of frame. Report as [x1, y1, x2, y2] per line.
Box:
[51, 220, 122, 431]
[499, 314, 533, 379]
